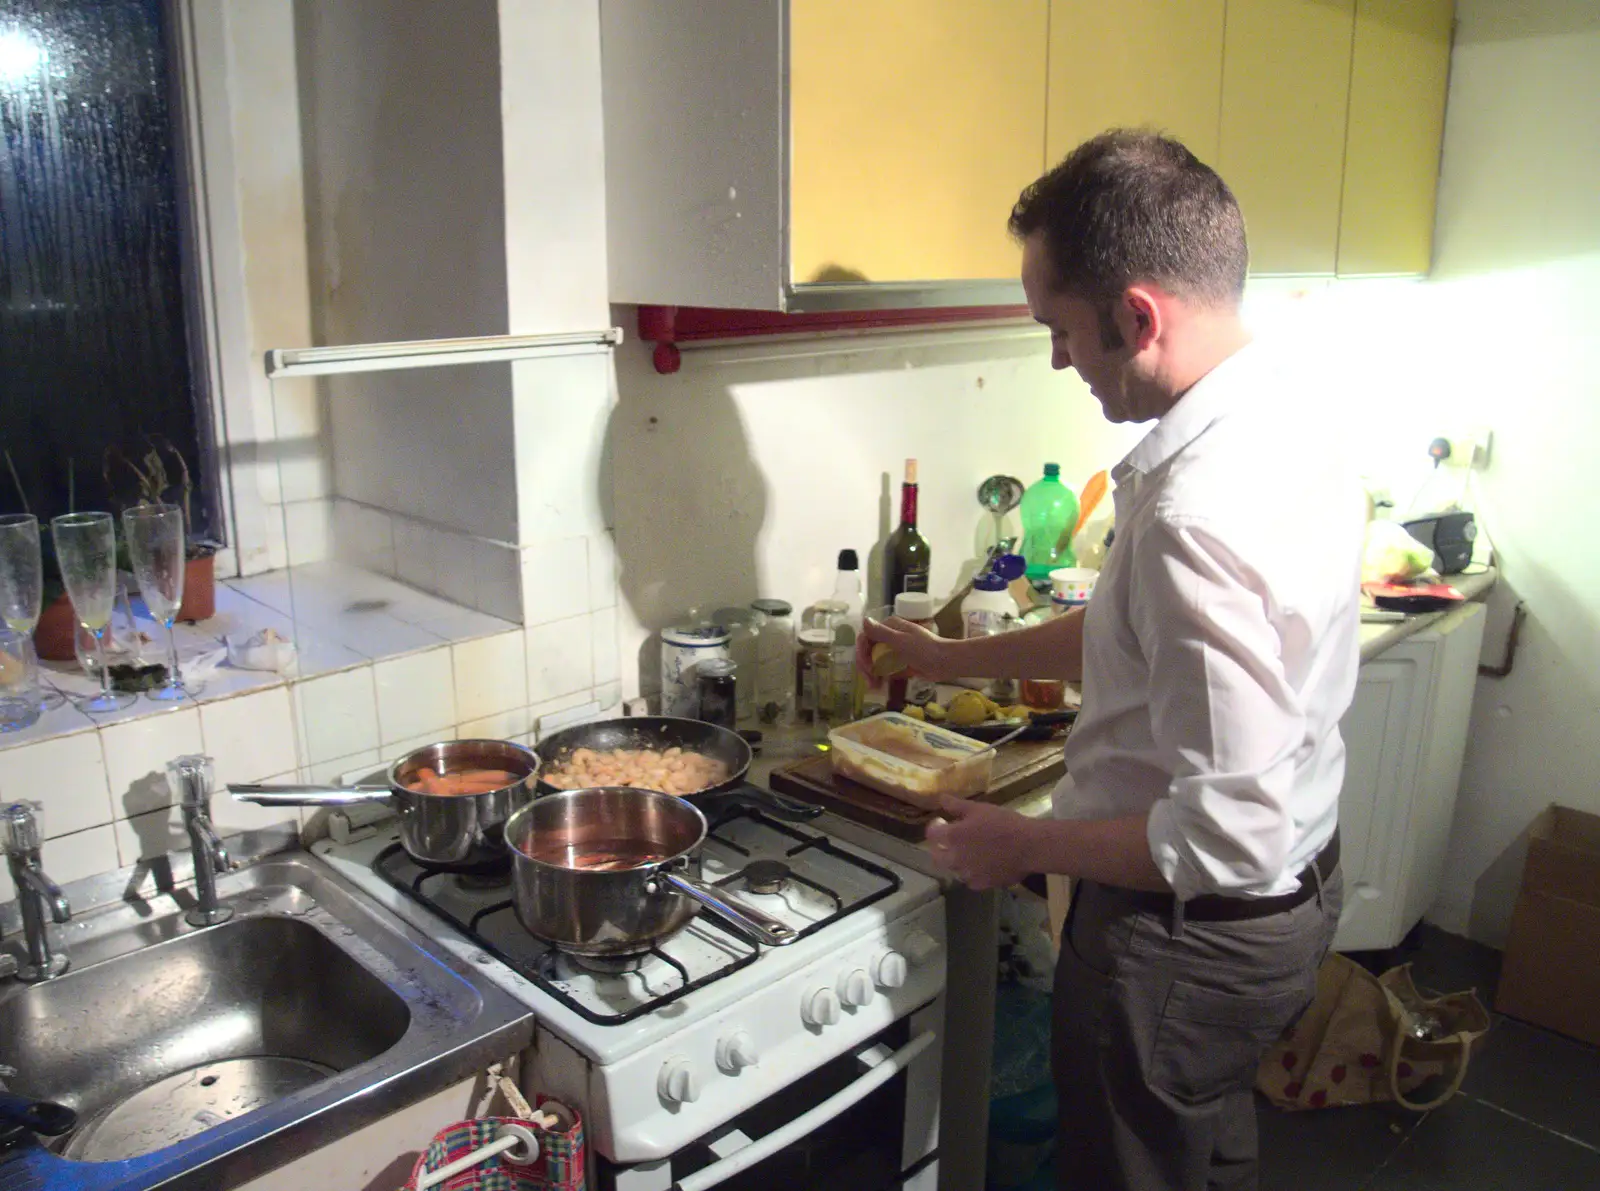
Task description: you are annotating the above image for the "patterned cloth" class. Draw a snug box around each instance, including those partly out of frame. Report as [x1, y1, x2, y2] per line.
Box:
[404, 1105, 586, 1191]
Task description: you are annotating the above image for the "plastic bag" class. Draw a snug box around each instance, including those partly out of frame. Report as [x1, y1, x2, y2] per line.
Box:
[1361, 521, 1435, 585]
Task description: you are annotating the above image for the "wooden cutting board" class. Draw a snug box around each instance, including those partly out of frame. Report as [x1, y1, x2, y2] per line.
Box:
[769, 736, 1065, 841]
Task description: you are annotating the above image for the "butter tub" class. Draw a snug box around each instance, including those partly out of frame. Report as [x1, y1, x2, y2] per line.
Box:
[829, 712, 994, 806]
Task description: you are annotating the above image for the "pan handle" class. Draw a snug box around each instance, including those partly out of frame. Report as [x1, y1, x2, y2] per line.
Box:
[653, 872, 800, 947]
[229, 784, 391, 806]
[715, 787, 822, 821]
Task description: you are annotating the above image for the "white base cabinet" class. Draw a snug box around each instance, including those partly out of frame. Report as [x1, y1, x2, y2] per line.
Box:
[1335, 603, 1487, 952]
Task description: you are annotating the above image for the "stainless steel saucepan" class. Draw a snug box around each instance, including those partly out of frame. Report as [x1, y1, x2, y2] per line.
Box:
[231, 739, 539, 872]
[503, 786, 798, 956]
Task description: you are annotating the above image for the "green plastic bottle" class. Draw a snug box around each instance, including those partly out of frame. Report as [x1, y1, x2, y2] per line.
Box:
[1019, 463, 1079, 582]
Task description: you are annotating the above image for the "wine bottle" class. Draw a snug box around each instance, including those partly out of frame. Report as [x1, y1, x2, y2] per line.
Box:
[884, 459, 931, 607]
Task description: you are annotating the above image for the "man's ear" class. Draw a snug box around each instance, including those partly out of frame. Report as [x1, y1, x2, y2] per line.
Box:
[1121, 286, 1162, 351]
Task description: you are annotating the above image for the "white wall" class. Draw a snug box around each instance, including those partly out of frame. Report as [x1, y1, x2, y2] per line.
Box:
[610, 329, 1143, 699]
[1413, 0, 1600, 944]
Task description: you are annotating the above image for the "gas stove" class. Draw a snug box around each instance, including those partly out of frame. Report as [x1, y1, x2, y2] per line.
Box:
[311, 794, 947, 1174]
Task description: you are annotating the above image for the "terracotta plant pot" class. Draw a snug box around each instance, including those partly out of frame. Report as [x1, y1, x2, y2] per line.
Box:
[34, 594, 78, 662]
[178, 554, 216, 623]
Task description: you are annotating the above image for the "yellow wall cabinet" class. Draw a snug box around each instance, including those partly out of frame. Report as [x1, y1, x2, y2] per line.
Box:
[601, 0, 1454, 313]
[603, 0, 1045, 312]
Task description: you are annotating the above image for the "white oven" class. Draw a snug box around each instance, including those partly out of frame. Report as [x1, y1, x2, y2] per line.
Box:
[312, 798, 947, 1191]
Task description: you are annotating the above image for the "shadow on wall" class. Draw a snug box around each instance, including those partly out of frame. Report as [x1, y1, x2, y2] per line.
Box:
[603, 333, 768, 700]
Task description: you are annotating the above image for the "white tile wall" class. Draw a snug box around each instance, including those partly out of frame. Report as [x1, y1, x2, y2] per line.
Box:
[0, 731, 114, 839]
[100, 707, 204, 819]
[526, 615, 593, 705]
[199, 688, 298, 787]
[458, 707, 535, 744]
[520, 537, 589, 626]
[591, 606, 619, 686]
[331, 499, 397, 577]
[475, 540, 522, 623]
[453, 631, 528, 721]
[588, 530, 617, 610]
[374, 647, 456, 745]
[294, 667, 380, 764]
[283, 498, 332, 566]
[306, 748, 381, 785]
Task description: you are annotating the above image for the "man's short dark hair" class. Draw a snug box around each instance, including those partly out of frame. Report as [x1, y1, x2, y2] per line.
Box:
[1009, 130, 1248, 310]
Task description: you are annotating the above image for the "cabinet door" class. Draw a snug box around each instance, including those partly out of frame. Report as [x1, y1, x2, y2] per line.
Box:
[789, 0, 1048, 285]
[1219, 0, 1356, 275]
[1334, 651, 1424, 952]
[1045, 1, 1226, 167]
[1337, 0, 1455, 275]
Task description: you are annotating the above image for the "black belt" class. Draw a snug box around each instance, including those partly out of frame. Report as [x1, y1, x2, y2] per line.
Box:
[1116, 833, 1340, 922]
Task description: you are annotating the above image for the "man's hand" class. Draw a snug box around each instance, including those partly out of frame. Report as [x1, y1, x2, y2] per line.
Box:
[922, 795, 1039, 891]
[857, 615, 959, 681]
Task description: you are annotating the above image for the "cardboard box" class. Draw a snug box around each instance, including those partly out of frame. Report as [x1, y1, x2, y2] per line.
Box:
[1495, 805, 1600, 1047]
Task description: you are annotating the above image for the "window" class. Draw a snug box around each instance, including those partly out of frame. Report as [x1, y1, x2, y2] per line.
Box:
[0, 0, 218, 541]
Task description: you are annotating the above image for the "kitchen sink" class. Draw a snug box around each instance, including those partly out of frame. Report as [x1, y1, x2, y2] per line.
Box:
[0, 853, 533, 1190]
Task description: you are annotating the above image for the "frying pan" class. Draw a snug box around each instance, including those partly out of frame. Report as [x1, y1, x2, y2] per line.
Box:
[534, 716, 819, 820]
[940, 707, 1077, 743]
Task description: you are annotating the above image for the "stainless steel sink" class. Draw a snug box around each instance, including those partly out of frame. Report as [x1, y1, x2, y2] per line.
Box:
[0, 851, 533, 1190]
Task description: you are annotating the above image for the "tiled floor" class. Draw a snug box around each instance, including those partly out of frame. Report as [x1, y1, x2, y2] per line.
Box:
[1259, 925, 1600, 1191]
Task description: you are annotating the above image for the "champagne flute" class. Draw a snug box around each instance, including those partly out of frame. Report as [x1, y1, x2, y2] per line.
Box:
[0, 514, 65, 711]
[122, 504, 186, 702]
[50, 513, 134, 713]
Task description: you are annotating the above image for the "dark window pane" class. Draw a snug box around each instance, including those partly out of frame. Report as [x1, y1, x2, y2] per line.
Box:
[0, 0, 215, 541]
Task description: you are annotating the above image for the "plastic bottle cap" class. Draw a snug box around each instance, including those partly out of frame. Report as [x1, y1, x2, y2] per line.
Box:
[973, 573, 1008, 592]
[837, 549, 859, 571]
[992, 553, 1027, 581]
[1043, 463, 1060, 478]
[893, 591, 938, 621]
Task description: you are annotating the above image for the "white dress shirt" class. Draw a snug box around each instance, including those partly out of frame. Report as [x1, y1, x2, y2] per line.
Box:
[1056, 342, 1365, 899]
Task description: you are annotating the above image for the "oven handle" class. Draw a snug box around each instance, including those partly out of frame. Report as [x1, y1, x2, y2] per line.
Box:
[671, 1030, 937, 1191]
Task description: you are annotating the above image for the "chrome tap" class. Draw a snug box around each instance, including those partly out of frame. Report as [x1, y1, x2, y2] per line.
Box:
[2, 803, 71, 982]
[169, 756, 233, 928]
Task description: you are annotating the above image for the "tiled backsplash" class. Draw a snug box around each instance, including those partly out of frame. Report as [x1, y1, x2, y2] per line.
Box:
[0, 624, 623, 904]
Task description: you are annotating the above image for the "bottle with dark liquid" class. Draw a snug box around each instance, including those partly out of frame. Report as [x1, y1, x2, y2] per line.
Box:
[884, 458, 931, 608]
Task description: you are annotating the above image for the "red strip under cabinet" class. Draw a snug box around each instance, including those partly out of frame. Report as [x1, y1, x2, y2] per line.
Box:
[637, 303, 1031, 373]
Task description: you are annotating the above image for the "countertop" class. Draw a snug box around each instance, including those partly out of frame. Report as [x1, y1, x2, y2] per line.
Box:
[1358, 566, 1496, 660]
[751, 567, 1498, 827]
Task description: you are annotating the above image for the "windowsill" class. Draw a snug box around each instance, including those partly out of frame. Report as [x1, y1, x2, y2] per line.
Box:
[4, 561, 517, 751]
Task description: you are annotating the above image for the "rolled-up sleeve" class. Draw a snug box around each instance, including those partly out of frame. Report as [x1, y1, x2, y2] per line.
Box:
[1133, 517, 1306, 899]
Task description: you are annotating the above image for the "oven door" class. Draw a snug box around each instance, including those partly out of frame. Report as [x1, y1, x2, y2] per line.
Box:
[597, 1001, 942, 1191]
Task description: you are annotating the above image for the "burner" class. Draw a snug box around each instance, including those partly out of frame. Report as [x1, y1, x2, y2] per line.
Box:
[451, 869, 511, 892]
[742, 858, 792, 895]
[565, 951, 646, 975]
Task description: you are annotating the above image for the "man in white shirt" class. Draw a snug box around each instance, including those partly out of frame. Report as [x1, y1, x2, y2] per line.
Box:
[861, 131, 1362, 1190]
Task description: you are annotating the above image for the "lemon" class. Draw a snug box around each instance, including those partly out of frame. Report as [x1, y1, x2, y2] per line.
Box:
[870, 642, 906, 677]
[946, 691, 990, 726]
[924, 702, 947, 722]
[902, 705, 926, 721]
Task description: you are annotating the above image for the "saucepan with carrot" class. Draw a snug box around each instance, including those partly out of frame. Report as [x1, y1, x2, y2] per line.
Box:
[230, 738, 539, 872]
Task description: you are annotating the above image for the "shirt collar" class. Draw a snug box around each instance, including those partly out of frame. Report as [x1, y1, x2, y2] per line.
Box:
[1118, 341, 1262, 481]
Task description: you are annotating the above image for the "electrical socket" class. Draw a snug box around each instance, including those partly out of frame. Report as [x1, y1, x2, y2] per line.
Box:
[1435, 427, 1493, 471]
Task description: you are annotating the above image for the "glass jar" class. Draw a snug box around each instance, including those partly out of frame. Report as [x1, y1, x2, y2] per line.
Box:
[750, 598, 794, 722]
[713, 606, 765, 724]
[796, 628, 835, 726]
[796, 600, 848, 718]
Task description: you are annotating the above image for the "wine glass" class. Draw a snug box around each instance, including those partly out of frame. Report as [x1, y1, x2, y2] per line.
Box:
[122, 504, 186, 702]
[50, 512, 134, 713]
[0, 514, 65, 711]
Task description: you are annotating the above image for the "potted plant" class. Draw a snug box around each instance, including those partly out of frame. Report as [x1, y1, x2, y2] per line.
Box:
[103, 438, 221, 623]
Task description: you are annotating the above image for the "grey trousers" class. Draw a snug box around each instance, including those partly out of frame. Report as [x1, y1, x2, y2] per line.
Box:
[1052, 869, 1343, 1191]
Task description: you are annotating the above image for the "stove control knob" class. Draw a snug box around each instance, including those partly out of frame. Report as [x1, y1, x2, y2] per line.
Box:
[874, 950, 909, 989]
[839, 968, 876, 1007]
[802, 986, 842, 1027]
[658, 1057, 701, 1104]
[901, 929, 941, 968]
[717, 1031, 760, 1072]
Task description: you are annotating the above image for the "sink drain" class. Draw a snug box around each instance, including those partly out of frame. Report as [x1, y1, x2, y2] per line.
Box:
[64, 1056, 337, 1162]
